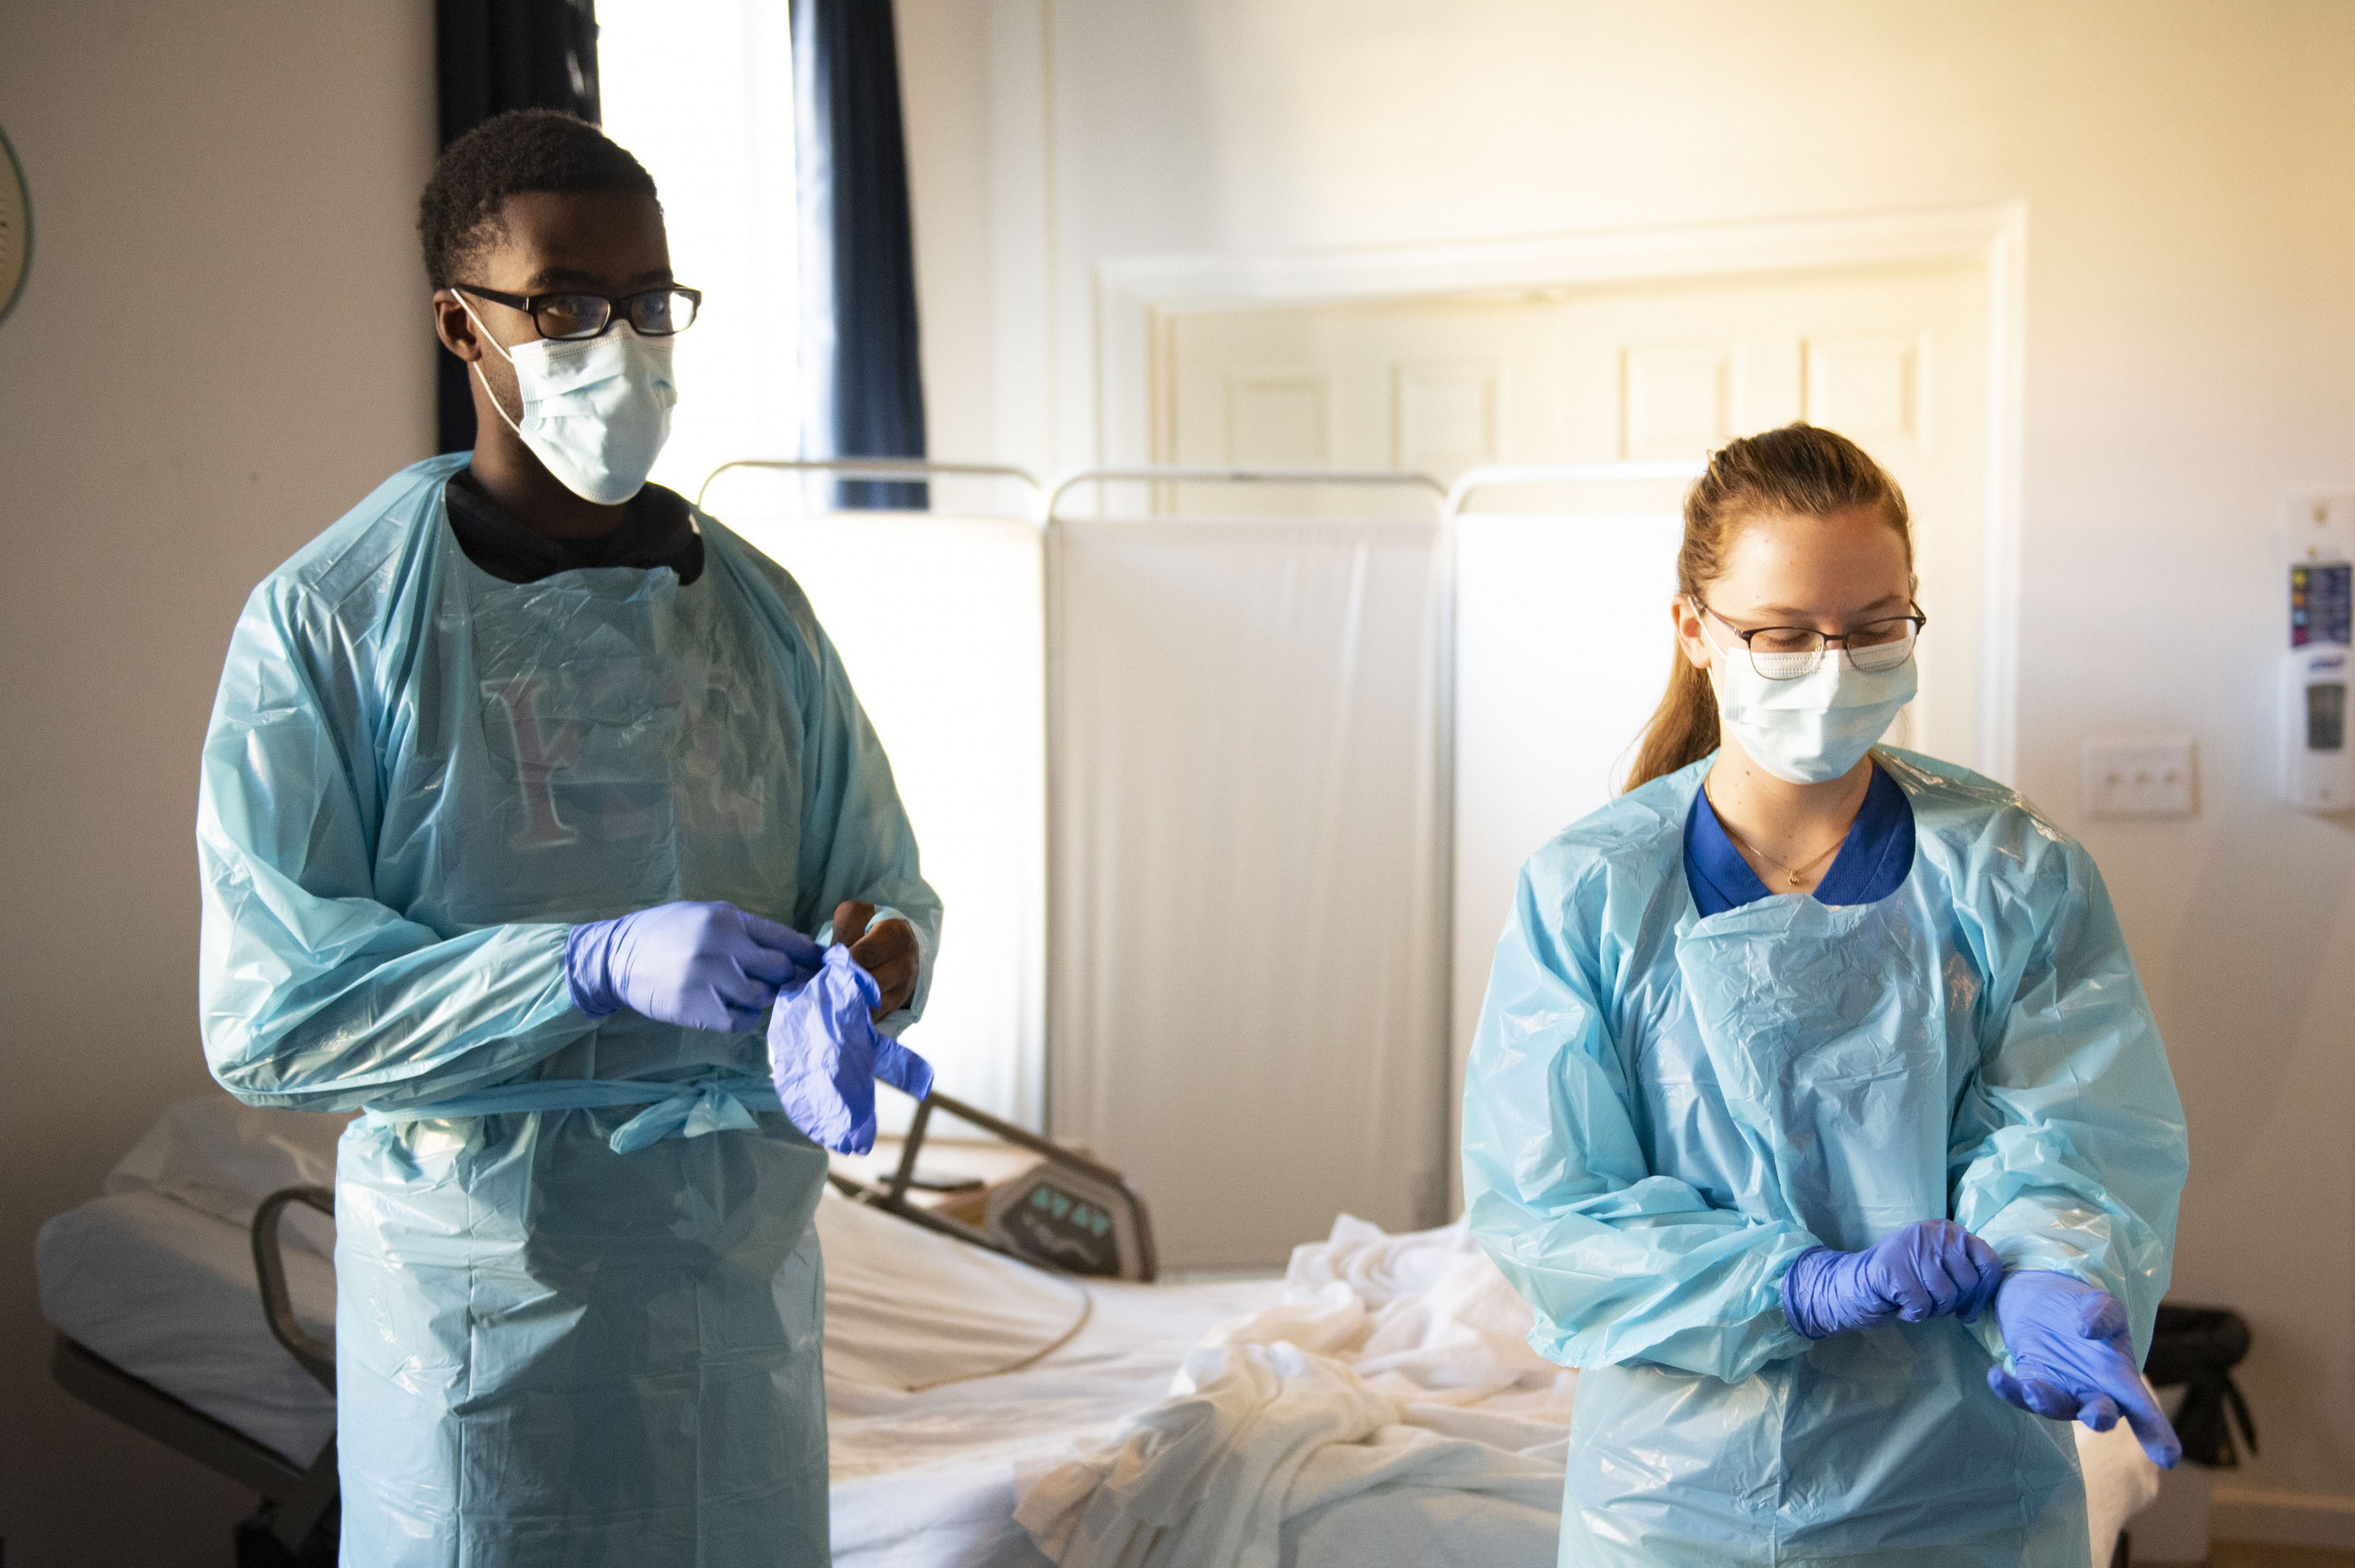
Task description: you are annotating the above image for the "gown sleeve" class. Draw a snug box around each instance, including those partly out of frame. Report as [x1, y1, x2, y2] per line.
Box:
[1949, 838, 2189, 1358]
[782, 601, 943, 1038]
[198, 580, 594, 1112]
[1462, 855, 1820, 1382]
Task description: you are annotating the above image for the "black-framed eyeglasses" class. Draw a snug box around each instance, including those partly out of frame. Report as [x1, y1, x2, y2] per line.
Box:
[1695, 598, 1927, 679]
[453, 282, 702, 341]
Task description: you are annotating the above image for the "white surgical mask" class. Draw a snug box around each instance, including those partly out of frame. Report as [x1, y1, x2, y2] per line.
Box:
[462, 299, 678, 505]
[1707, 633, 1917, 785]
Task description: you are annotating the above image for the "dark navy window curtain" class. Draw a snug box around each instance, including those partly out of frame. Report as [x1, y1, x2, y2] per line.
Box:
[793, 0, 928, 510]
[434, 0, 602, 455]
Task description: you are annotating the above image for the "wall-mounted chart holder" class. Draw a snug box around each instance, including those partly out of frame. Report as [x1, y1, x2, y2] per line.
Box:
[2284, 495, 2353, 811]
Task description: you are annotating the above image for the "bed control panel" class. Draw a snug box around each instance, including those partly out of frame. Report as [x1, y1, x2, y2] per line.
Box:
[986, 1166, 1151, 1280]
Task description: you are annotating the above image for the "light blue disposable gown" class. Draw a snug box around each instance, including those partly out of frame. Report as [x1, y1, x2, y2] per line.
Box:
[1462, 749, 2186, 1568]
[197, 455, 941, 1567]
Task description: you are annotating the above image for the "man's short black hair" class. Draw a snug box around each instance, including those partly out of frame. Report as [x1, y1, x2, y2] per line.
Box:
[417, 109, 659, 289]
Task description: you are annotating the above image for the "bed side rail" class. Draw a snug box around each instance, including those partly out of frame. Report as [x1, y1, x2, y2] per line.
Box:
[251, 1185, 336, 1393]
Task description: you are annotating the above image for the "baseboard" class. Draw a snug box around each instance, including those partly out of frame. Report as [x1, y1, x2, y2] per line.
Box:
[2210, 1485, 2355, 1550]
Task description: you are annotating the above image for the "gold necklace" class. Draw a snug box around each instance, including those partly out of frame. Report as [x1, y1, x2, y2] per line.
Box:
[1709, 797, 1851, 889]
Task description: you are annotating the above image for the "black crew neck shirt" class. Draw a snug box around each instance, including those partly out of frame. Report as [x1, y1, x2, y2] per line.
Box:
[443, 469, 705, 586]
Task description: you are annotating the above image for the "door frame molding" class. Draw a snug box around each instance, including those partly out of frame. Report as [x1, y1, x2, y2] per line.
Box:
[1096, 202, 2029, 780]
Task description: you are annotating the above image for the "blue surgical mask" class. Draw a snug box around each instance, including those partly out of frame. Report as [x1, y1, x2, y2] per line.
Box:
[1708, 637, 1917, 784]
[462, 299, 679, 506]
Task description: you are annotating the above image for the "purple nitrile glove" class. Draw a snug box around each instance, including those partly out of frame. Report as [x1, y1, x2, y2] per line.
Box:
[566, 901, 822, 1034]
[1988, 1269, 2182, 1469]
[768, 944, 934, 1155]
[1781, 1219, 2006, 1339]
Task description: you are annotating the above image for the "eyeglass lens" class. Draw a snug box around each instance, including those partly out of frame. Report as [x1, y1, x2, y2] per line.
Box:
[532, 289, 699, 340]
[1745, 619, 1918, 679]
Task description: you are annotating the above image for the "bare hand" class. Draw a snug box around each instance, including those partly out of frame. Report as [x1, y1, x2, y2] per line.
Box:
[831, 900, 919, 1020]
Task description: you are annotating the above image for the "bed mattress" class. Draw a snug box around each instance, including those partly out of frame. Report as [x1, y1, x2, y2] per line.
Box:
[34, 1096, 1276, 1566]
[36, 1097, 346, 1467]
[38, 1186, 340, 1467]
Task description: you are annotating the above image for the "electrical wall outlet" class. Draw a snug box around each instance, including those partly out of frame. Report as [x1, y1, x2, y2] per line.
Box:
[2081, 736, 2197, 818]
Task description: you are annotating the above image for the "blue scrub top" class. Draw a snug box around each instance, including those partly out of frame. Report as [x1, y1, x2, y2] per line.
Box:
[1684, 756, 1916, 915]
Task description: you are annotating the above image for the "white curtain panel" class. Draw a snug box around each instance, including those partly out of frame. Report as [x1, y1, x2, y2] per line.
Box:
[1447, 513, 1684, 1197]
[730, 514, 1047, 1131]
[1050, 519, 1448, 1269]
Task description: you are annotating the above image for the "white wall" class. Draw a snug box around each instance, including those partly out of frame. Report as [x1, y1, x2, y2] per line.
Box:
[0, 2, 435, 1562]
[896, 0, 2355, 1532]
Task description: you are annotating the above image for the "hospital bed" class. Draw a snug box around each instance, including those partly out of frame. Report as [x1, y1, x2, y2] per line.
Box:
[40, 1093, 2156, 1568]
[35, 1090, 1187, 1566]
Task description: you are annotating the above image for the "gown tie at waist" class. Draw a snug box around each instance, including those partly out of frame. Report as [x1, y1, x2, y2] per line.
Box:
[365, 1070, 784, 1153]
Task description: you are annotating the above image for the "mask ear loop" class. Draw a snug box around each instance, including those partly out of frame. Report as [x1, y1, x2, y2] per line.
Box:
[1686, 595, 1736, 677]
[454, 294, 530, 439]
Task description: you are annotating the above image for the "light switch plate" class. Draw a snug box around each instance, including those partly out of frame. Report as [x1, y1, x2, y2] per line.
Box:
[2285, 492, 2355, 566]
[2081, 737, 2197, 819]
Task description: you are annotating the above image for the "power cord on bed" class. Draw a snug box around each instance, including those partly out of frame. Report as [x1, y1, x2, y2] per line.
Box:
[902, 1279, 1098, 1394]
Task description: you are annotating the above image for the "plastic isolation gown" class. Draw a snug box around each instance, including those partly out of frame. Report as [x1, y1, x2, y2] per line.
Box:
[197, 454, 941, 1567]
[1462, 749, 2186, 1568]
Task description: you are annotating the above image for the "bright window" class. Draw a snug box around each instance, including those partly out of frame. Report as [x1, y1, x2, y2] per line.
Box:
[599, 0, 800, 503]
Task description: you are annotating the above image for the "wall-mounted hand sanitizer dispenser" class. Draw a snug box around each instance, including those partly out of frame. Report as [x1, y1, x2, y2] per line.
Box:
[2284, 496, 2353, 811]
[2284, 637, 2351, 809]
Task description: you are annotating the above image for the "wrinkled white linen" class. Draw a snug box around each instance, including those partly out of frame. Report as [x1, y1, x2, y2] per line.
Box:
[2081, 1412, 2164, 1557]
[1014, 1214, 2159, 1568]
[1014, 1216, 1575, 1568]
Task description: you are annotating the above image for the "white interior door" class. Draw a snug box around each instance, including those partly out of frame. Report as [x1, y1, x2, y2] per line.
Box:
[1554, 266, 1989, 765]
[1160, 295, 1560, 510]
[1162, 264, 1987, 763]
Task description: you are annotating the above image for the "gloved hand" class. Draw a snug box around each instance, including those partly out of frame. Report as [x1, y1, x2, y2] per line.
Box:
[1781, 1219, 2005, 1339]
[566, 901, 822, 1033]
[1988, 1270, 2182, 1469]
[769, 944, 934, 1155]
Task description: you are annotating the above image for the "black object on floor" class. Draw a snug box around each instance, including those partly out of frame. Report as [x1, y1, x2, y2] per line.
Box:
[2147, 1303, 2259, 1467]
[235, 1504, 337, 1567]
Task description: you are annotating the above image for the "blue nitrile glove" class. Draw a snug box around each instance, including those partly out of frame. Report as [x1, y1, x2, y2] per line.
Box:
[1988, 1270, 2182, 1469]
[1781, 1219, 2006, 1339]
[769, 944, 934, 1155]
[566, 901, 822, 1033]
